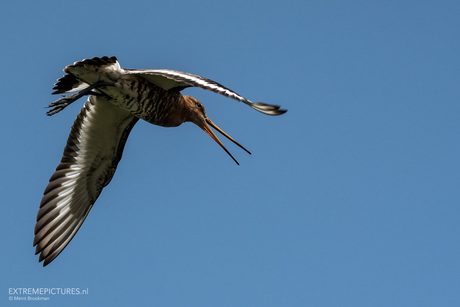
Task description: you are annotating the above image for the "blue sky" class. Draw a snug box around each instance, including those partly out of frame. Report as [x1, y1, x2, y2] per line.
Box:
[1, 0, 459, 306]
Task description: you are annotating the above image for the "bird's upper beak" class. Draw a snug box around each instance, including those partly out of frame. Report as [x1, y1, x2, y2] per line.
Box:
[200, 117, 251, 165]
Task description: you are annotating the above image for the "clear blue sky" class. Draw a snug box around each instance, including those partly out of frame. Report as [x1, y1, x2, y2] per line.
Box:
[1, 0, 459, 306]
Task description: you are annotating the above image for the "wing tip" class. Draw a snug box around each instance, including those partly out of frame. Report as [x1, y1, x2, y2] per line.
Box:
[33, 240, 53, 266]
[252, 102, 287, 116]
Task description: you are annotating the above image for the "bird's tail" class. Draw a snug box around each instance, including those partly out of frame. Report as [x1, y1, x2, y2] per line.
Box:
[47, 57, 121, 115]
[52, 56, 119, 94]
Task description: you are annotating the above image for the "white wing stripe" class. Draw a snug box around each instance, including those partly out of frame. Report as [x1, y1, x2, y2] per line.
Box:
[125, 68, 254, 106]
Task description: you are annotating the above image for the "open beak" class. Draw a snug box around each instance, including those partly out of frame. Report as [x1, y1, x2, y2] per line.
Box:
[200, 117, 251, 165]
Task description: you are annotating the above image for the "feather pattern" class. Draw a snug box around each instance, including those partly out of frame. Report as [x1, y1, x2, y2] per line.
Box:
[34, 95, 138, 266]
[124, 68, 286, 115]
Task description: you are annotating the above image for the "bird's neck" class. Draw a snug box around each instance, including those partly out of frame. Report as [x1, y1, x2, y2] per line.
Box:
[145, 93, 189, 127]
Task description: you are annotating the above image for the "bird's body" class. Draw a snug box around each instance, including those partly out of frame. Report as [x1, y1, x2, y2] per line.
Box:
[53, 57, 185, 126]
[34, 56, 286, 266]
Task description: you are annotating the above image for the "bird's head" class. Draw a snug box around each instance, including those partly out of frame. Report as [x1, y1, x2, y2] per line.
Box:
[183, 95, 251, 165]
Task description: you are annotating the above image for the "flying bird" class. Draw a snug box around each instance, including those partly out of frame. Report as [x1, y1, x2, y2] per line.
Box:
[34, 56, 287, 266]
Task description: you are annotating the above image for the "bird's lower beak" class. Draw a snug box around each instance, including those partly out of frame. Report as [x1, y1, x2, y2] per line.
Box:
[201, 118, 251, 165]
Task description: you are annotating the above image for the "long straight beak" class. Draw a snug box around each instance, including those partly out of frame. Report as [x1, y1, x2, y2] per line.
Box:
[201, 117, 251, 165]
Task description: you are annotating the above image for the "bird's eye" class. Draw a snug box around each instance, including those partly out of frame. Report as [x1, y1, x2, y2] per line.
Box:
[196, 102, 203, 109]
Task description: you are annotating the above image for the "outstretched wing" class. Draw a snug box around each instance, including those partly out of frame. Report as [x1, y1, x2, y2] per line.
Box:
[124, 68, 286, 115]
[34, 95, 138, 266]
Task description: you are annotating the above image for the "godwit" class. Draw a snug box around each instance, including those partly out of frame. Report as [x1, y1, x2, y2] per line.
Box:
[34, 56, 286, 266]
